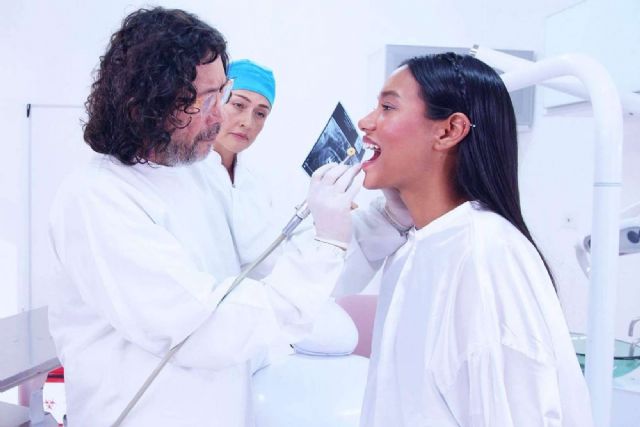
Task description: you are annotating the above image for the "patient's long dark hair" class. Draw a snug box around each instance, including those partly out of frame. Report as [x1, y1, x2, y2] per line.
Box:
[404, 53, 556, 289]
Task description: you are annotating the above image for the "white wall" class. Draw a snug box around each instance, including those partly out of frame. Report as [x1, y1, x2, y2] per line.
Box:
[1, 0, 636, 340]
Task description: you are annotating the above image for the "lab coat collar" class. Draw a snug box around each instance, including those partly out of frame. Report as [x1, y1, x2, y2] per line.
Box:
[204, 150, 256, 189]
[97, 154, 192, 175]
[208, 149, 223, 165]
[413, 201, 474, 241]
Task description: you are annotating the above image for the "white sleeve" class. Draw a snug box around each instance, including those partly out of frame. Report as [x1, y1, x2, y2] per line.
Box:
[50, 184, 344, 371]
[178, 233, 344, 369]
[333, 197, 408, 296]
[437, 346, 563, 427]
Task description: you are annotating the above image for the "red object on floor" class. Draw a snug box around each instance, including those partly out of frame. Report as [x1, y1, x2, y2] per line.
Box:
[46, 367, 65, 383]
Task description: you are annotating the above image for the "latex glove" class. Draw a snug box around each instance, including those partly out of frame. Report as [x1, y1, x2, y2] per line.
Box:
[382, 187, 414, 231]
[307, 163, 362, 248]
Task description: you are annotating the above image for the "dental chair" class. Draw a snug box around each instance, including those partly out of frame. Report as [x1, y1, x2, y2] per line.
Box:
[252, 298, 371, 427]
[335, 294, 377, 358]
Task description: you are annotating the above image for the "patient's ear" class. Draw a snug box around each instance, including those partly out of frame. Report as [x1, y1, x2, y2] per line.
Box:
[434, 112, 472, 152]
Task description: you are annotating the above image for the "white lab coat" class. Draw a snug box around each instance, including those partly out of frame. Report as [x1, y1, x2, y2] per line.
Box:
[48, 153, 345, 427]
[204, 152, 280, 279]
[339, 200, 593, 427]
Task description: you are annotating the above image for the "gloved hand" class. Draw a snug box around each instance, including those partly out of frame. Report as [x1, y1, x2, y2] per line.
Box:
[307, 163, 362, 249]
[382, 187, 414, 231]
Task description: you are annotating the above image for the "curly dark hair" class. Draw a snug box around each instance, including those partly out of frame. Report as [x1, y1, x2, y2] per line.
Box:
[83, 7, 228, 165]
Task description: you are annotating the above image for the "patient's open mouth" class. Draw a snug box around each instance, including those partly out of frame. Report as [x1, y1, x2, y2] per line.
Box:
[362, 140, 381, 164]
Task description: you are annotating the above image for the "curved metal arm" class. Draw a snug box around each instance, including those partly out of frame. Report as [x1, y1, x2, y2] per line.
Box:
[470, 45, 640, 115]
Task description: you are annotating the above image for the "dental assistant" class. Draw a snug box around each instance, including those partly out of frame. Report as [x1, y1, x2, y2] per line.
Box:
[337, 53, 593, 426]
[205, 59, 280, 278]
[47, 8, 360, 427]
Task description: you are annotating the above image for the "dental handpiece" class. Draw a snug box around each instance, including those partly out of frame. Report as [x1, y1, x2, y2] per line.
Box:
[281, 147, 357, 237]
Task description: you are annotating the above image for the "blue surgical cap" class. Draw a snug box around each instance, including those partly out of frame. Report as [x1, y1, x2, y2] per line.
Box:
[227, 59, 276, 107]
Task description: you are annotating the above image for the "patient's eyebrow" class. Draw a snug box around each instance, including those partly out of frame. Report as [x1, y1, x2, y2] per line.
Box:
[380, 90, 400, 98]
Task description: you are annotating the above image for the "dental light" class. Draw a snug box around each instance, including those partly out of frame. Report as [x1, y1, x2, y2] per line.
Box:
[582, 202, 640, 272]
[578, 204, 640, 277]
[470, 46, 624, 427]
[584, 217, 640, 256]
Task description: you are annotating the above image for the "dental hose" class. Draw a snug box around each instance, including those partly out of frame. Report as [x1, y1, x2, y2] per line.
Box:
[112, 148, 357, 426]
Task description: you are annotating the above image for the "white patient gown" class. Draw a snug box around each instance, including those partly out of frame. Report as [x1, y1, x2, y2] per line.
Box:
[343, 201, 593, 427]
[47, 154, 345, 426]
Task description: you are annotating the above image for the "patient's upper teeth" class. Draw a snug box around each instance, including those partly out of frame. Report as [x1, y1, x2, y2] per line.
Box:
[364, 142, 380, 151]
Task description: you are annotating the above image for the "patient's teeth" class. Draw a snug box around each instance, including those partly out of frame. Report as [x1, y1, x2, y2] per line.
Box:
[364, 142, 380, 151]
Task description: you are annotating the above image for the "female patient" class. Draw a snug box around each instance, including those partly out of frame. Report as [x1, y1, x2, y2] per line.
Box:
[344, 53, 593, 426]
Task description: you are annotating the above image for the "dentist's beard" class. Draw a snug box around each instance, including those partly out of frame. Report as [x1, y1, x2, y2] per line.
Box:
[164, 123, 221, 166]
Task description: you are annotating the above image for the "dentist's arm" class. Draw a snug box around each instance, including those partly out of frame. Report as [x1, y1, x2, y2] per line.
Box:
[333, 187, 413, 296]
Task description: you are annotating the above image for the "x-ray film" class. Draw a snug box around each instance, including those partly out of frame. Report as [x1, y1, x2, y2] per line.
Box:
[302, 103, 364, 176]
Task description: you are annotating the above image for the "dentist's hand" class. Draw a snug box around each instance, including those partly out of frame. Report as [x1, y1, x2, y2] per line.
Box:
[382, 188, 414, 231]
[307, 163, 362, 248]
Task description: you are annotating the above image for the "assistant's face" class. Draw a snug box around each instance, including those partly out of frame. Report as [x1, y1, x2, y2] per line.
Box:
[214, 89, 271, 157]
[163, 56, 228, 166]
[358, 66, 438, 191]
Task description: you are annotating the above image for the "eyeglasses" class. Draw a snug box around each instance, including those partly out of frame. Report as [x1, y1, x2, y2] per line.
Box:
[191, 78, 234, 116]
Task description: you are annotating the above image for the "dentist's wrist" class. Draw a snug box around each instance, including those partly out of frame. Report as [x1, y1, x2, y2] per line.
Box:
[373, 197, 412, 236]
[384, 204, 413, 231]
